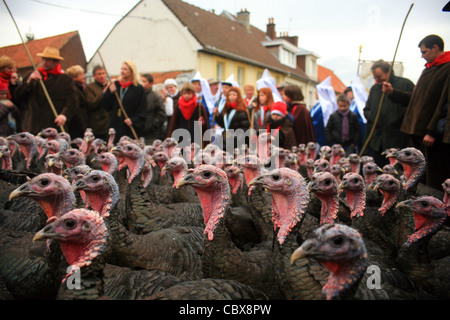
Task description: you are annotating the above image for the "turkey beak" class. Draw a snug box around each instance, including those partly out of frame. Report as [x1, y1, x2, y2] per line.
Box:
[9, 182, 31, 201]
[385, 151, 398, 159]
[307, 181, 318, 193]
[338, 180, 348, 191]
[72, 179, 85, 191]
[161, 164, 169, 176]
[290, 238, 317, 264]
[33, 220, 60, 242]
[176, 173, 194, 188]
[248, 175, 265, 188]
[396, 199, 413, 209]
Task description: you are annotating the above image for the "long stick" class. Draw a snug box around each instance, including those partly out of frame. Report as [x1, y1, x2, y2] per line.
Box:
[359, 3, 414, 157]
[97, 51, 139, 141]
[3, 0, 65, 133]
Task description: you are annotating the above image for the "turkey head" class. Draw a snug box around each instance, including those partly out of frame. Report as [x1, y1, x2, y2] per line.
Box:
[176, 165, 230, 241]
[249, 167, 310, 246]
[290, 223, 368, 300]
[396, 196, 446, 246]
[9, 173, 76, 218]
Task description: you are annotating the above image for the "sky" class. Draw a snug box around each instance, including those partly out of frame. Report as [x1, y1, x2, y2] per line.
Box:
[0, 0, 449, 86]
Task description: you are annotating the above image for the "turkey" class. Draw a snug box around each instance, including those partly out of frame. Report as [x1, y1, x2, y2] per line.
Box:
[59, 148, 86, 169]
[248, 167, 327, 299]
[362, 162, 382, 184]
[110, 143, 204, 233]
[290, 223, 369, 300]
[396, 196, 450, 299]
[0, 173, 77, 299]
[72, 169, 204, 280]
[330, 144, 345, 165]
[44, 153, 63, 175]
[32, 208, 187, 300]
[176, 165, 282, 299]
[385, 147, 425, 194]
[7, 132, 41, 172]
[306, 171, 351, 225]
[161, 156, 199, 204]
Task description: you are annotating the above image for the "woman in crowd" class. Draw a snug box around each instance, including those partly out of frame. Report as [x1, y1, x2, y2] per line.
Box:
[102, 60, 147, 143]
[282, 84, 316, 144]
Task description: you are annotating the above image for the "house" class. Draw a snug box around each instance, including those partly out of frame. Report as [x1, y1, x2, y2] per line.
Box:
[317, 64, 347, 95]
[87, 0, 322, 108]
[0, 31, 86, 78]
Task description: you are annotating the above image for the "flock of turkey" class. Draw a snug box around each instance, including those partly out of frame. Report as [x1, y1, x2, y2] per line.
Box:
[0, 128, 449, 300]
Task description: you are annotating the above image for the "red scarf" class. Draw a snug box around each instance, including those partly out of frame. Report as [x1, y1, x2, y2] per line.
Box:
[227, 102, 238, 109]
[426, 51, 450, 69]
[178, 94, 198, 120]
[38, 64, 63, 81]
[118, 80, 133, 89]
[259, 105, 271, 126]
[0, 72, 11, 99]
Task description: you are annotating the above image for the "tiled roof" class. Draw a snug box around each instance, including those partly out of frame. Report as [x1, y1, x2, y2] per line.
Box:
[0, 31, 79, 69]
[317, 64, 347, 94]
[162, 0, 310, 81]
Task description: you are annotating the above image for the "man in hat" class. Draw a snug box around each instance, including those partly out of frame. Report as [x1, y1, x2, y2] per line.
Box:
[15, 46, 77, 135]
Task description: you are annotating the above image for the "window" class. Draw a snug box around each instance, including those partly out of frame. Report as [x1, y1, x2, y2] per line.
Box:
[280, 48, 296, 68]
[237, 66, 245, 86]
[216, 61, 225, 81]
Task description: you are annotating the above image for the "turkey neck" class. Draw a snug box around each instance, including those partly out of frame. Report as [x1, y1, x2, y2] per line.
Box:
[346, 188, 366, 219]
[196, 181, 231, 241]
[273, 217, 324, 300]
[316, 191, 339, 225]
[402, 161, 425, 192]
[378, 188, 399, 216]
[36, 187, 76, 218]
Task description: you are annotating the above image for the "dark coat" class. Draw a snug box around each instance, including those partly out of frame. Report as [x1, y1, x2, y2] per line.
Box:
[166, 101, 209, 146]
[101, 81, 147, 143]
[269, 117, 297, 150]
[215, 107, 251, 150]
[67, 81, 88, 139]
[143, 87, 166, 142]
[325, 110, 361, 150]
[288, 102, 316, 144]
[15, 71, 77, 135]
[401, 61, 450, 139]
[0, 102, 20, 137]
[85, 80, 110, 139]
[363, 74, 414, 152]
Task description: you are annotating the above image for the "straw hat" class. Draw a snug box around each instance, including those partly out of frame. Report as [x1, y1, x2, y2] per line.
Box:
[36, 46, 64, 60]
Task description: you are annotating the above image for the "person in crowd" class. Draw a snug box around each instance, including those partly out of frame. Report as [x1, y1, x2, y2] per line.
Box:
[85, 65, 110, 141]
[15, 46, 77, 135]
[325, 94, 361, 156]
[282, 84, 316, 144]
[266, 101, 297, 150]
[254, 87, 275, 129]
[0, 82, 20, 136]
[345, 86, 365, 151]
[166, 81, 208, 145]
[101, 60, 147, 143]
[66, 65, 88, 139]
[214, 86, 251, 150]
[243, 83, 256, 107]
[400, 34, 450, 189]
[154, 83, 173, 137]
[363, 59, 414, 166]
[141, 73, 166, 144]
[209, 78, 221, 106]
[0, 56, 22, 131]
[164, 78, 180, 113]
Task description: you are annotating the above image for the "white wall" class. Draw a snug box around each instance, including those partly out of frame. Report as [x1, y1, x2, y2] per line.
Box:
[87, 0, 202, 76]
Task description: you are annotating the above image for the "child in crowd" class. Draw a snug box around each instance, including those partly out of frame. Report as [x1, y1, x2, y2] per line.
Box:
[166, 82, 208, 145]
[325, 93, 361, 155]
[266, 101, 297, 150]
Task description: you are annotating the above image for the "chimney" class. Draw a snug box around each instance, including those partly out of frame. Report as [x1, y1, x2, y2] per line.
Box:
[237, 9, 250, 31]
[280, 32, 299, 47]
[266, 18, 276, 40]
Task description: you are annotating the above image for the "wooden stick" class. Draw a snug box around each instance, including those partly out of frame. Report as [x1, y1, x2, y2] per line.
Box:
[97, 51, 139, 141]
[3, 0, 65, 133]
[359, 3, 414, 157]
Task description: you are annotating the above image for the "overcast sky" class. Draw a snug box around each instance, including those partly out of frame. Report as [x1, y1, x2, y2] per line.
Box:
[1, 0, 449, 85]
